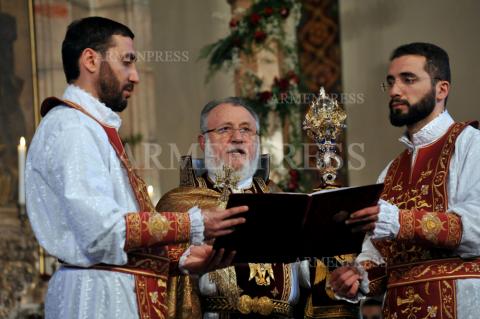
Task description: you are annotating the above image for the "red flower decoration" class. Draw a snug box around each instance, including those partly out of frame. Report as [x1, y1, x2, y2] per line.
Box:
[258, 91, 273, 103]
[277, 78, 290, 92]
[254, 30, 267, 43]
[229, 18, 238, 28]
[280, 7, 290, 18]
[286, 70, 300, 84]
[263, 7, 273, 16]
[289, 169, 299, 179]
[287, 169, 299, 191]
[250, 12, 261, 25]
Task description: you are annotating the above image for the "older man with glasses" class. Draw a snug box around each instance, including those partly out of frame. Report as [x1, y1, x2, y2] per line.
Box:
[157, 97, 310, 319]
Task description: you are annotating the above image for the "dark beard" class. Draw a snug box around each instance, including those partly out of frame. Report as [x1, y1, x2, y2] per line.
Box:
[389, 88, 436, 127]
[97, 61, 133, 112]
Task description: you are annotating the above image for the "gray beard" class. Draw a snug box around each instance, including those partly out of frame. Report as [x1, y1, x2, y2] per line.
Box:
[204, 136, 260, 182]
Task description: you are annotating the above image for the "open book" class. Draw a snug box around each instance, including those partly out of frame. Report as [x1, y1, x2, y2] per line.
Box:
[213, 183, 384, 262]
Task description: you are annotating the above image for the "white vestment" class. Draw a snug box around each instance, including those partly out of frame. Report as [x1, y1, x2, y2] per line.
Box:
[26, 85, 202, 319]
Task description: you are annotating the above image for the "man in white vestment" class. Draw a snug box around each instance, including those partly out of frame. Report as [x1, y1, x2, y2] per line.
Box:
[330, 42, 480, 319]
[25, 17, 247, 319]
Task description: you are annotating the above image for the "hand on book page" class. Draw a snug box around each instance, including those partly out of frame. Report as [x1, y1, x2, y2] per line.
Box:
[345, 205, 380, 233]
[202, 205, 248, 239]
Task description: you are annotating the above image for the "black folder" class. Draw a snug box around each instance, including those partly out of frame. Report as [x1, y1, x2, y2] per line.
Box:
[213, 183, 384, 262]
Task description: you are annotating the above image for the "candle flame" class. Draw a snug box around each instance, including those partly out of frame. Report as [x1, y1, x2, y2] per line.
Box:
[147, 185, 154, 197]
[20, 137, 26, 146]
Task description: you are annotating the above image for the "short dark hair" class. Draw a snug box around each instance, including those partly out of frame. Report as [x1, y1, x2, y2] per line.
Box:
[390, 42, 451, 84]
[200, 97, 260, 132]
[62, 16, 134, 83]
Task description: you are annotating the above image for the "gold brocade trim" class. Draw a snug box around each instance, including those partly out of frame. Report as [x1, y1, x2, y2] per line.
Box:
[388, 257, 480, 288]
[304, 302, 358, 318]
[166, 274, 201, 319]
[281, 264, 291, 302]
[254, 176, 269, 193]
[431, 123, 464, 213]
[118, 151, 154, 212]
[397, 210, 415, 241]
[125, 212, 142, 250]
[442, 280, 456, 319]
[446, 212, 462, 248]
[203, 296, 293, 317]
[167, 245, 188, 263]
[208, 266, 240, 305]
[175, 212, 191, 243]
[179, 156, 196, 188]
[135, 276, 150, 319]
[196, 176, 208, 189]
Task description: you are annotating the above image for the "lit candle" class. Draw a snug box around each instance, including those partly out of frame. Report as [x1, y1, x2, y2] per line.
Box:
[18, 137, 26, 205]
[147, 185, 154, 201]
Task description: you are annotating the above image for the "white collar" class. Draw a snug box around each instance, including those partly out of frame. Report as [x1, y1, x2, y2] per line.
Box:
[207, 171, 254, 192]
[62, 84, 122, 129]
[398, 111, 454, 149]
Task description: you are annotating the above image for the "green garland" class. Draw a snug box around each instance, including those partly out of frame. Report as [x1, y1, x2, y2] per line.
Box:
[199, 0, 295, 75]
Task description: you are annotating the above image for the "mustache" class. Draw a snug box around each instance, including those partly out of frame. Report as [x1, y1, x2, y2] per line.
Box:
[123, 83, 134, 92]
[389, 98, 410, 109]
[226, 147, 246, 155]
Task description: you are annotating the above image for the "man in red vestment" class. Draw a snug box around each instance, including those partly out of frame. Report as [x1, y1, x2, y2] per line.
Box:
[330, 43, 480, 319]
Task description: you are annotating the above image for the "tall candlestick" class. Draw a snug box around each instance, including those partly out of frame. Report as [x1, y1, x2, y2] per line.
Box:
[18, 137, 26, 205]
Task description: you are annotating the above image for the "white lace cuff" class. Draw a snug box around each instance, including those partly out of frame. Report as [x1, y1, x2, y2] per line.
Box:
[371, 199, 400, 239]
[178, 246, 192, 275]
[188, 206, 204, 245]
[333, 262, 369, 303]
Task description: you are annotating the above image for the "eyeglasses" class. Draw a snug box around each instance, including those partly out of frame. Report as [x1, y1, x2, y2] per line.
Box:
[202, 125, 259, 138]
[381, 75, 440, 92]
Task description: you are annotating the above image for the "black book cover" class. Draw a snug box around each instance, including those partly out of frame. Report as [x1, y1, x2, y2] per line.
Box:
[213, 183, 384, 262]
